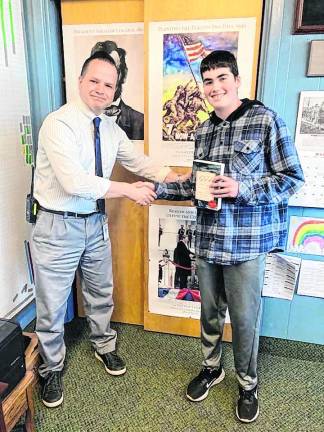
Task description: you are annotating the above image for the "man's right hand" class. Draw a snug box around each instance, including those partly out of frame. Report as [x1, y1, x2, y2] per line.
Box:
[127, 183, 157, 205]
[105, 180, 156, 205]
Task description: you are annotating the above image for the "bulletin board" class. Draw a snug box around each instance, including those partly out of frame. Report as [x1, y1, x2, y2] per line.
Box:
[61, 0, 264, 341]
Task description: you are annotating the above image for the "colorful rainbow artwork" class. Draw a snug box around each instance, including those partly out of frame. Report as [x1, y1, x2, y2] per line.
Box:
[288, 217, 324, 255]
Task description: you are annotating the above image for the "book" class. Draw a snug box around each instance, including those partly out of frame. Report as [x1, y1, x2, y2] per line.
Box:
[192, 159, 225, 211]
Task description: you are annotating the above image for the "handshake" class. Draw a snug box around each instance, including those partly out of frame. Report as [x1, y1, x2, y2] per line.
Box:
[106, 172, 190, 204]
[123, 171, 192, 206]
[130, 181, 157, 206]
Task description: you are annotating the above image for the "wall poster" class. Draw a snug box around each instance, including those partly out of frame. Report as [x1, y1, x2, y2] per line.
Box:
[148, 18, 256, 167]
[148, 205, 200, 318]
[62, 23, 144, 144]
[148, 204, 232, 321]
[287, 216, 324, 256]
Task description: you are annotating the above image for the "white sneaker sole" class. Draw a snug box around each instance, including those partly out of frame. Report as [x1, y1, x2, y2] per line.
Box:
[42, 393, 64, 408]
[236, 405, 260, 423]
[186, 368, 225, 402]
[95, 352, 126, 376]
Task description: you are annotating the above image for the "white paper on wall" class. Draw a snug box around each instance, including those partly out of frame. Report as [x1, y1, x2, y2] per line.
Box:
[262, 254, 301, 300]
[297, 260, 324, 299]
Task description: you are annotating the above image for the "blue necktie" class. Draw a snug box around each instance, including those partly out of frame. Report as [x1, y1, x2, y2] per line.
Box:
[93, 117, 105, 214]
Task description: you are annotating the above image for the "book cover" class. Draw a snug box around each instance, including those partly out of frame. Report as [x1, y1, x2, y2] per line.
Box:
[193, 159, 225, 211]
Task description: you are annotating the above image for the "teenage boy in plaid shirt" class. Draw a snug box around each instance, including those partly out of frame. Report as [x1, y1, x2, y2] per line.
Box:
[153, 50, 304, 423]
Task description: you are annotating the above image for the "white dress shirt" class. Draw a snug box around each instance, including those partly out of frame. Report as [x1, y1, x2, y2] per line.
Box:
[34, 98, 169, 213]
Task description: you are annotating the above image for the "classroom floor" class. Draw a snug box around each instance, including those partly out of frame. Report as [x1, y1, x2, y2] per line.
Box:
[25, 318, 324, 432]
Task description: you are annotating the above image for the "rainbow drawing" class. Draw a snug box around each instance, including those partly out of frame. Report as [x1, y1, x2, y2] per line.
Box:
[287, 217, 324, 256]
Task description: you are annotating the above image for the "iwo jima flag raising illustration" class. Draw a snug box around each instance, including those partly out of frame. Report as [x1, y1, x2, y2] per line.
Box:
[162, 34, 209, 142]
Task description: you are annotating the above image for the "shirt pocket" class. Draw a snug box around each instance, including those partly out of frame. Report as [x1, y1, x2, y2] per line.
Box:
[194, 138, 208, 160]
[231, 139, 262, 175]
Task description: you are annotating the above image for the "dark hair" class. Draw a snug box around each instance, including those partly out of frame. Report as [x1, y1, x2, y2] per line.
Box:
[80, 51, 117, 77]
[90, 40, 128, 101]
[200, 50, 239, 77]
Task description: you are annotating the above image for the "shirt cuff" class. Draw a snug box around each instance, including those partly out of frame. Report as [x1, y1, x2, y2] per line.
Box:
[154, 182, 165, 199]
[98, 178, 111, 199]
[236, 179, 253, 205]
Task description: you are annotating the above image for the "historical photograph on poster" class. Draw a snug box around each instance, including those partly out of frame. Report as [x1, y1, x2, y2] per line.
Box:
[62, 23, 144, 142]
[149, 18, 256, 167]
[289, 91, 324, 208]
[148, 205, 200, 319]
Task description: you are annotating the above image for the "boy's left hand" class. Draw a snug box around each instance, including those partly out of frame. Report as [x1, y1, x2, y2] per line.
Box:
[209, 175, 239, 198]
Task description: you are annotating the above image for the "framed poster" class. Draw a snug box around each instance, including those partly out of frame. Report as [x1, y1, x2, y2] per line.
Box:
[293, 0, 324, 34]
[307, 40, 324, 76]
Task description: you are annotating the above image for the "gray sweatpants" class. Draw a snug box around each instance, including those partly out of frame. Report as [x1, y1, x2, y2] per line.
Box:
[31, 210, 116, 378]
[197, 254, 266, 390]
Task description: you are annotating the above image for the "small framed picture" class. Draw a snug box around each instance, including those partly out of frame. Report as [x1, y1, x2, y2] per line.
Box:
[293, 0, 324, 34]
[307, 40, 324, 76]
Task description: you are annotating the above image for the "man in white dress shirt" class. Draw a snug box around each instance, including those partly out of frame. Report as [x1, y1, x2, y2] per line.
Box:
[31, 51, 182, 408]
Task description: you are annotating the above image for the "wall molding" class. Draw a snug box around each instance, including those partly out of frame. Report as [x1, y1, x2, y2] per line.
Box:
[257, 0, 285, 104]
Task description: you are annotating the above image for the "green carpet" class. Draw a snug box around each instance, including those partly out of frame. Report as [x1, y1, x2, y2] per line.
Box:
[30, 318, 324, 432]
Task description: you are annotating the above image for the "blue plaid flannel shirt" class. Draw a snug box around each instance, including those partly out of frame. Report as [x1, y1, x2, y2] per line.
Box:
[155, 102, 305, 265]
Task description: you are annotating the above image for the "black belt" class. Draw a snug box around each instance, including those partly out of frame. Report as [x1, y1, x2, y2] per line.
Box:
[38, 206, 99, 218]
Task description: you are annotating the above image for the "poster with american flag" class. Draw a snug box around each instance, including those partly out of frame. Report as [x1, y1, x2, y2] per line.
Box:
[149, 18, 256, 167]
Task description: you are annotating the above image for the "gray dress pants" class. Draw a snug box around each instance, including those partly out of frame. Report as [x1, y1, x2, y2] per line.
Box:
[197, 254, 266, 390]
[31, 210, 116, 378]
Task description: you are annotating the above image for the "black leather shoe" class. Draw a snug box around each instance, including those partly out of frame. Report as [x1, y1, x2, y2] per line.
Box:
[95, 350, 126, 376]
[41, 371, 63, 408]
[236, 385, 259, 423]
